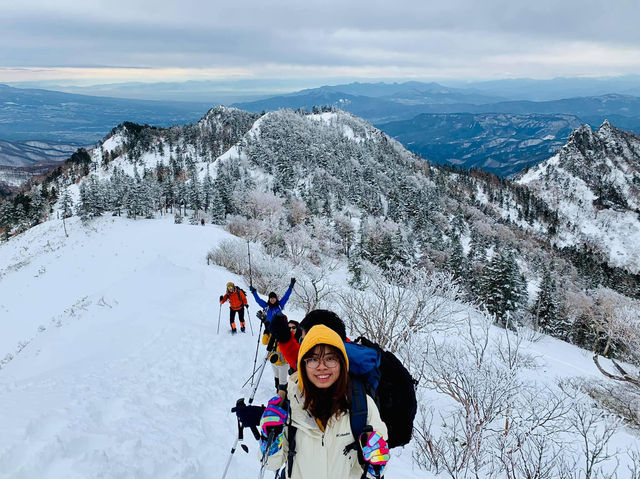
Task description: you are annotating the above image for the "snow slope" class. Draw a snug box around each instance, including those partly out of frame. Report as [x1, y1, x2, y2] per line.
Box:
[0, 215, 424, 479]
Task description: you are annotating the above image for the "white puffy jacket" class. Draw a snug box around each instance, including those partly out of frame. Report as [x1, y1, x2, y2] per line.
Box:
[266, 373, 388, 479]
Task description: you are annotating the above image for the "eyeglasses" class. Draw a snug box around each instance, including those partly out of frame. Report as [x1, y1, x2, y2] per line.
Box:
[304, 355, 340, 369]
[289, 326, 297, 330]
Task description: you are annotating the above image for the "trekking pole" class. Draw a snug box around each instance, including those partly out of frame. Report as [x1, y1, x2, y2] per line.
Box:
[244, 325, 264, 388]
[257, 429, 277, 479]
[241, 364, 262, 389]
[221, 337, 278, 479]
[247, 306, 255, 336]
[217, 303, 222, 334]
[247, 240, 253, 288]
[250, 315, 264, 388]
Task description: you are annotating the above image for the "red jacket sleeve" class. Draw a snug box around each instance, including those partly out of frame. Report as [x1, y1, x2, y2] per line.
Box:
[279, 332, 300, 370]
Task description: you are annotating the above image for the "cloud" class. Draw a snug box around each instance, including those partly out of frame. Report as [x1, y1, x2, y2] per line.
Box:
[1, 0, 639, 82]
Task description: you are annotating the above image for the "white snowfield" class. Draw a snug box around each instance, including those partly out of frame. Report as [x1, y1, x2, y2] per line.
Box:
[0, 216, 425, 479]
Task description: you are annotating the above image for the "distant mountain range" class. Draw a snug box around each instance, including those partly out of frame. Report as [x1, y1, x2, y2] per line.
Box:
[0, 139, 82, 168]
[3, 78, 640, 178]
[233, 82, 505, 123]
[234, 85, 640, 126]
[0, 84, 210, 145]
[14, 75, 640, 103]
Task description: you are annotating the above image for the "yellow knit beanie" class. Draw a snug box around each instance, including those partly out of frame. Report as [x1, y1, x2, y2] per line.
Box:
[297, 325, 349, 391]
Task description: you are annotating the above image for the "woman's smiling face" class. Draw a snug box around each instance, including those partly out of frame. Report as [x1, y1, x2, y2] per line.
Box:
[303, 345, 341, 389]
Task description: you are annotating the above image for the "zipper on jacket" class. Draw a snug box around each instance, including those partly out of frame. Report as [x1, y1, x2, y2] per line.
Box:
[322, 432, 325, 447]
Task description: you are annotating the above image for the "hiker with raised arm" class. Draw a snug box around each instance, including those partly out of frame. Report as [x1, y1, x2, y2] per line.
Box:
[250, 279, 296, 392]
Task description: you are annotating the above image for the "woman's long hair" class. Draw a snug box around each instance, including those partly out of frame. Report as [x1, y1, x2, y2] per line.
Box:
[299, 344, 350, 428]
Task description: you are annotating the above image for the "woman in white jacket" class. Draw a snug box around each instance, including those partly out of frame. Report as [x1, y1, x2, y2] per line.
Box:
[258, 324, 390, 479]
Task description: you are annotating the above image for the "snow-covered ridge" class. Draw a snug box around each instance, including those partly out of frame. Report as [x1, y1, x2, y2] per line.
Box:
[0, 166, 32, 188]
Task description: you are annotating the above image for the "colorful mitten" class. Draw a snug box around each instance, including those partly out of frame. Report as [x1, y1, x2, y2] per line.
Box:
[258, 396, 287, 456]
[360, 430, 390, 477]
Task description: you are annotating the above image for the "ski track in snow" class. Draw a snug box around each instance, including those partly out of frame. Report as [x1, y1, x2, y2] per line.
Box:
[0, 216, 426, 479]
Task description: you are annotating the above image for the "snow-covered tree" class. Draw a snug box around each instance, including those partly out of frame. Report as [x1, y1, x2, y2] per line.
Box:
[60, 187, 74, 219]
[479, 249, 527, 327]
[29, 189, 45, 226]
[446, 234, 467, 280]
[0, 200, 14, 240]
[533, 265, 570, 338]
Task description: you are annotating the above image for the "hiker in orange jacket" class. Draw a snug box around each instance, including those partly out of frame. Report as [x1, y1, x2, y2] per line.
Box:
[220, 282, 249, 334]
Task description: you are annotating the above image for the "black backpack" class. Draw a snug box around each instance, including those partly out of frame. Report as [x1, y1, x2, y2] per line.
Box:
[235, 287, 247, 303]
[349, 336, 418, 449]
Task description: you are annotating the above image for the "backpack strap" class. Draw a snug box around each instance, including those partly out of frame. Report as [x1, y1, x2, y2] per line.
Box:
[343, 376, 368, 462]
[287, 422, 297, 477]
[349, 377, 368, 440]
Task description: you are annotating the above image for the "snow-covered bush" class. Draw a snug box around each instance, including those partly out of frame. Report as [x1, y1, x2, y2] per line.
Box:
[579, 378, 640, 430]
[413, 312, 624, 479]
[286, 198, 309, 226]
[206, 239, 248, 276]
[289, 261, 338, 314]
[338, 262, 464, 354]
[589, 287, 640, 366]
[284, 225, 319, 266]
[247, 250, 293, 297]
[225, 215, 265, 239]
[239, 190, 284, 221]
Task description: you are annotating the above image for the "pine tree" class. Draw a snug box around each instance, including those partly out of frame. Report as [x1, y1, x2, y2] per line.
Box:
[61, 187, 74, 219]
[109, 168, 126, 216]
[202, 168, 214, 212]
[29, 189, 45, 226]
[127, 167, 143, 219]
[60, 186, 73, 237]
[14, 203, 26, 232]
[210, 187, 225, 224]
[0, 200, 15, 241]
[347, 254, 364, 289]
[77, 183, 91, 221]
[447, 234, 467, 280]
[187, 167, 201, 213]
[533, 265, 559, 333]
[480, 249, 527, 328]
[87, 176, 105, 216]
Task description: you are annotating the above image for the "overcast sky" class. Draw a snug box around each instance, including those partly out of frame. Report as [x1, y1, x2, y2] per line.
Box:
[1, 0, 639, 85]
